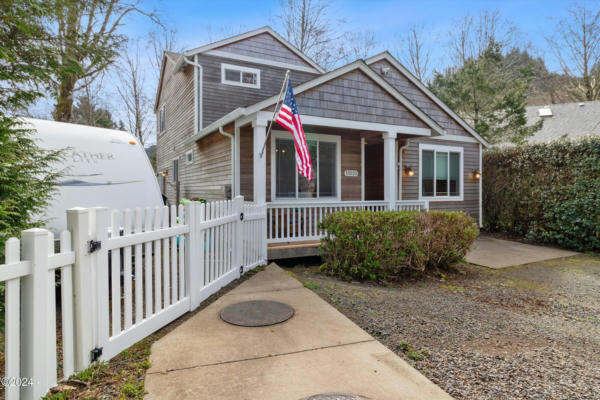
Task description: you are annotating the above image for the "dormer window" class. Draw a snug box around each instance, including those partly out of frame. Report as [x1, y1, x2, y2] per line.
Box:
[221, 63, 260, 88]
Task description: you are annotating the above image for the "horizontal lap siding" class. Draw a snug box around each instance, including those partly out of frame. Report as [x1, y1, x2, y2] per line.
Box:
[187, 132, 232, 201]
[215, 32, 314, 68]
[370, 59, 470, 137]
[199, 54, 318, 127]
[401, 138, 480, 221]
[156, 61, 194, 205]
[295, 70, 428, 127]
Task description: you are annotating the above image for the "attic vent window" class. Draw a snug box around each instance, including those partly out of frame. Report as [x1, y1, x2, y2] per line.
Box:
[538, 107, 553, 117]
[221, 63, 260, 89]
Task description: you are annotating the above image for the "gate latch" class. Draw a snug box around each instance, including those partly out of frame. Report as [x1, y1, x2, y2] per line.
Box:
[240, 212, 244, 221]
[90, 347, 103, 362]
[88, 240, 102, 253]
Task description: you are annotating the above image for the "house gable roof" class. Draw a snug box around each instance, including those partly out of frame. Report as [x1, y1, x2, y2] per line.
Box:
[524, 101, 600, 144]
[186, 60, 445, 143]
[154, 51, 180, 112]
[365, 51, 489, 147]
[184, 26, 324, 74]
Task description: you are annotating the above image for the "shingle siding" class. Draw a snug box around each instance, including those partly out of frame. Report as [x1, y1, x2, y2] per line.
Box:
[294, 70, 428, 127]
[370, 59, 471, 137]
[214, 32, 314, 68]
[198, 54, 318, 127]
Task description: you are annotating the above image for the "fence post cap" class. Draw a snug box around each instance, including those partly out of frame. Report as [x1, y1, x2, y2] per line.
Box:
[21, 227, 48, 235]
[66, 207, 88, 214]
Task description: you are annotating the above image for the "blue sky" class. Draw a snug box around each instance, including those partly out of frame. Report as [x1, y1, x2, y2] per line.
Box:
[121, 0, 587, 73]
[29, 0, 591, 142]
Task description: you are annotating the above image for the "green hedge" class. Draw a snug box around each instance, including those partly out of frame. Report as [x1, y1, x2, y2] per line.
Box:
[319, 210, 478, 282]
[483, 136, 600, 251]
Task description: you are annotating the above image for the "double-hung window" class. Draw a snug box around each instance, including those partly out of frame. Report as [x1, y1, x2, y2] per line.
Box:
[419, 144, 463, 200]
[221, 63, 260, 88]
[159, 105, 166, 134]
[272, 131, 340, 200]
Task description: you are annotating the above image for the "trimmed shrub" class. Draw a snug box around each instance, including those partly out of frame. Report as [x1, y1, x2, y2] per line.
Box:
[319, 210, 478, 282]
[483, 136, 600, 251]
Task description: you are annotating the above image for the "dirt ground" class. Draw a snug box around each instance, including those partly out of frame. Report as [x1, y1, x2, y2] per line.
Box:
[284, 253, 600, 400]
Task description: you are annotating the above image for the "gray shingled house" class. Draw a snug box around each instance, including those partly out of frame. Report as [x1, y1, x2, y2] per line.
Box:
[154, 27, 488, 256]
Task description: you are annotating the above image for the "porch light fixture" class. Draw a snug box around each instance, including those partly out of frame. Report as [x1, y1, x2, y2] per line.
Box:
[473, 169, 481, 179]
[403, 166, 414, 177]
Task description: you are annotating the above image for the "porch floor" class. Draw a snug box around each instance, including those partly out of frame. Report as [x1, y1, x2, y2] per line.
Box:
[268, 240, 321, 259]
[145, 264, 451, 400]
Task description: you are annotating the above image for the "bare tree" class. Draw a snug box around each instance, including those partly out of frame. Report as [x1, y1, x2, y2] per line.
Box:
[148, 28, 180, 81]
[50, 0, 161, 122]
[342, 30, 377, 62]
[547, 3, 600, 101]
[117, 42, 152, 146]
[397, 24, 431, 82]
[277, 0, 346, 70]
[448, 10, 518, 67]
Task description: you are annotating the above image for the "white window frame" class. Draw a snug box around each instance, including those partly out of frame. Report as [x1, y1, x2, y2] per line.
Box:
[172, 157, 179, 182]
[159, 105, 166, 134]
[418, 143, 464, 201]
[270, 130, 341, 202]
[185, 150, 193, 165]
[221, 63, 261, 89]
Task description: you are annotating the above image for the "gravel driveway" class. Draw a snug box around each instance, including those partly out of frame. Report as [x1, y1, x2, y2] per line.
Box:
[286, 253, 600, 400]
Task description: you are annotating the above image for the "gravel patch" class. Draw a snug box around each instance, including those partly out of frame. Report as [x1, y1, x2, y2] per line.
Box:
[287, 253, 600, 400]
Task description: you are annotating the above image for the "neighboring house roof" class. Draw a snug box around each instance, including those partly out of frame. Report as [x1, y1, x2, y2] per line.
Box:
[182, 26, 325, 74]
[365, 51, 489, 148]
[525, 101, 600, 143]
[186, 60, 446, 144]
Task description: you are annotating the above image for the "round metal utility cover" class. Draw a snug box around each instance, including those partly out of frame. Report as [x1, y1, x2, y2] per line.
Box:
[220, 300, 294, 327]
[299, 395, 371, 400]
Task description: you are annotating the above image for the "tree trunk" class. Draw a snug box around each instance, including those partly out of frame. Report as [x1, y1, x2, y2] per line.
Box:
[54, 77, 76, 122]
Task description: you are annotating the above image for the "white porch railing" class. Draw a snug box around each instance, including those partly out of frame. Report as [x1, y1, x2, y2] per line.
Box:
[266, 200, 428, 243]
[395, 200, 429, 211]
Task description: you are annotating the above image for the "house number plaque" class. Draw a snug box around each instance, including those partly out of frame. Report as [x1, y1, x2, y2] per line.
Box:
[344, 169, 359, 177]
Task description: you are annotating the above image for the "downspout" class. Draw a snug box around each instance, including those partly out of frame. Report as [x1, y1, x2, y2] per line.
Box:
[219, 127, 235, 199]
[182, 55, 202, 133]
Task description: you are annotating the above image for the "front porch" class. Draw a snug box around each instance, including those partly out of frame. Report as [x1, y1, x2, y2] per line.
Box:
[233, 111, 431, 253]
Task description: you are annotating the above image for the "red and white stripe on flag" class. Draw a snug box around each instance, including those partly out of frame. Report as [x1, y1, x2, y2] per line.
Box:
[275, 80, 313, 181]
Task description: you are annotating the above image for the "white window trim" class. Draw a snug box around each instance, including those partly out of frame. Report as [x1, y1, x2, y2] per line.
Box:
[159, 105, 166, 134]
[185, 150, 193, 165]
[172, 157, 179, 182]
[221, 63, 261, 89]
[270, 130, 341, 202]
[418, 143, 464, 202]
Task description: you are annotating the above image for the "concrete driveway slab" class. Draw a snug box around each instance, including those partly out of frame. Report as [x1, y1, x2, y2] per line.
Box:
[145, 263, 452, 400]
[467, 236, 578, 268]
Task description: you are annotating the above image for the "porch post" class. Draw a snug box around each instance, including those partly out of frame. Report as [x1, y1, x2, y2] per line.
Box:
[383, 131, 397, 211]
[253, 119, 268, 204]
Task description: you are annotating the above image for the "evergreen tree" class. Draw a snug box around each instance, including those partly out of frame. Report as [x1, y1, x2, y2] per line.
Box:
[430, 41, 542, 145]
[0, 0, 63, 258]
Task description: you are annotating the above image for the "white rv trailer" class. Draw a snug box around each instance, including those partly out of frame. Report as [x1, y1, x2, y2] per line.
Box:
[22, 118, 163, 234]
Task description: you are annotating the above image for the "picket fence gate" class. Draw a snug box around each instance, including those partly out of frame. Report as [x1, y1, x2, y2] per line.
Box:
[0, 196, 266, 400]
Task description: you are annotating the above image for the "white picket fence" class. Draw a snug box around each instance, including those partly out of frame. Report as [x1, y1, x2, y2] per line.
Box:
[0, 196, 266, 399]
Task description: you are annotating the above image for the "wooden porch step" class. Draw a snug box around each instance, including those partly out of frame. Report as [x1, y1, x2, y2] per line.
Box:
[267, 240, 321, 260]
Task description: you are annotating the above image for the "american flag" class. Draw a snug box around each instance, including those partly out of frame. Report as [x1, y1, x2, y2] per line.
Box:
[275, 80, 313, 181]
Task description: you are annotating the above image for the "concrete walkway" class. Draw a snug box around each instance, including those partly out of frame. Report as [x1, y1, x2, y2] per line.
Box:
[466, 236, 578, 269]
[145, 264, 452, 400]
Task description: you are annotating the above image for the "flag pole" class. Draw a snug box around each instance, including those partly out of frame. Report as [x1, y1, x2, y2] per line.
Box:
[259, 70, 290, 158]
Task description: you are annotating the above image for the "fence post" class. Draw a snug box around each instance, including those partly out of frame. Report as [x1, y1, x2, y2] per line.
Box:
[185, 202, 200, 310]
[261, 203, 268, 264]
[233, 196, 244, 275]
[93, 207, 109, 357]
[20, 228, 50, 399]
[67, 208, 94, 372]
